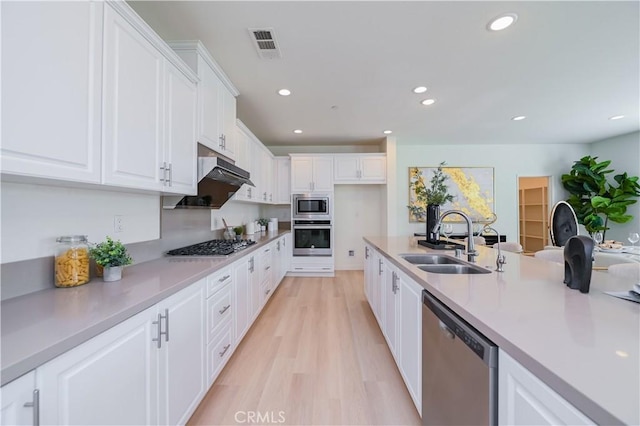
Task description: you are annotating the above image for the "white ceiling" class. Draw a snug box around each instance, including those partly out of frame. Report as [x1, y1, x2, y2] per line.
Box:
[129, 1, 640, 147]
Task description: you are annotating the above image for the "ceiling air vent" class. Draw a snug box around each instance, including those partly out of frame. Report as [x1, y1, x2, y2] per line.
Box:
[249, 28, 282, 59]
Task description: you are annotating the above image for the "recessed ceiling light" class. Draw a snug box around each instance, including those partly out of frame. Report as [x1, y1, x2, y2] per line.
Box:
[413, 86, 427, 94]
[609, 115, 625, 120]
[293, 129, 303, 134]
[278, 89, 291, 96]
[383, 130, 393, 134]
[512, 115, 526, 121]
[421, 99, 436, 106]
[488, 13, 518, 31]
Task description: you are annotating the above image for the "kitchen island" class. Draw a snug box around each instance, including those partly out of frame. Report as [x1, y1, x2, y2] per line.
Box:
[365, 236, 639, 425]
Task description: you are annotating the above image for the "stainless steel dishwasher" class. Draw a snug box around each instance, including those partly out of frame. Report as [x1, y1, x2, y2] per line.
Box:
[422, 290, 498, 425]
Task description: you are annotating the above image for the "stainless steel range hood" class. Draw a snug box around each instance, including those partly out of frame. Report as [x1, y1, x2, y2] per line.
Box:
[163, 154, 254, 210]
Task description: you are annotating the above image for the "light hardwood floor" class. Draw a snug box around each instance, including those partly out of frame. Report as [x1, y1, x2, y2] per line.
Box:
[188, 270, 421, 426]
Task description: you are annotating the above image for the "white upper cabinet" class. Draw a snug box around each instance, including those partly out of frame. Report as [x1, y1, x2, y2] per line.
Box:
[290, 155, 334, 192]
[163, 61, 197, 194]
[102, 4, 197, 194]
[1, 1, 103, 183]
[170, 41, 238, 161]
[274, 157, 291, 204]
[102, 4, 164, 190]
[334, 154, 386, 184]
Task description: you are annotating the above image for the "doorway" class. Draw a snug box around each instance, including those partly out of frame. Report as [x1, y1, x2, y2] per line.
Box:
[518, 177, 550, 253]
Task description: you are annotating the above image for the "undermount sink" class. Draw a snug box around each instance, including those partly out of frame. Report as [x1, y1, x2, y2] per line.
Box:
[400, 254, 464, 265]
[399, 253, 491, 274]
[417, 264, 491, 275]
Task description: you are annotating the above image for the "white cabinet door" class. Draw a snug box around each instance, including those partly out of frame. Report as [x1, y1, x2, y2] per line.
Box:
[163, 61, 197, 195]
[247, 254, 261, 322]
[398, 271, 422, 416]
[275, 157, 291, 204]
[372, 250, 385, 326]
[360, 155, 387, 182]
[38, 307, 158, 425]
[1, 371, 36, 426]
[334, 156, 360, 181]
[197, 55, 222, 152]
[291, 157, 314, 192]
[364, 245, 373, 307]
[219, 86, 237, 160]
[312, 157, 334, 191]
[281, 234, 291, 277]
[157, 281, 206, 426]
[1, 1, 102, 183]
[102, 4, 164, 191]
[234, 258, 252, 343]
[499, 350, 594, 425]
[383, 261, 398, 358]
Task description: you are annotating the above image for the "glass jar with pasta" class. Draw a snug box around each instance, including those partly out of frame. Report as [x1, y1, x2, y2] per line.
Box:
[55, 235, 91, 287]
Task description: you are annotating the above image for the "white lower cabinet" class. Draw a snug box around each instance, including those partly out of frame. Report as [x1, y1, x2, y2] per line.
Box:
[397, 270, 422, 416]
[499, 350, 594, 425]
[205, 268, 234, 387]
[364, 246, 422, 416]
[0, 371, 36, 426]
[234, 258, 252, 344]
[157, 282, 206, 426]
[37, 306, 159, 425]
[37, 280, 205, 426]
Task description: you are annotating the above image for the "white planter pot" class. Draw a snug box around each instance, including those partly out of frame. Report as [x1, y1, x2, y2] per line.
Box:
[103, 266, 123, 282]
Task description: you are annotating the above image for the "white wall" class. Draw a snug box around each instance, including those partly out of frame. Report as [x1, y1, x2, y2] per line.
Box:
[590, 131, 640, 241]
[392, 143, 590, 241]
[1, 182, 160, 264]
[334, 185, 383, 269]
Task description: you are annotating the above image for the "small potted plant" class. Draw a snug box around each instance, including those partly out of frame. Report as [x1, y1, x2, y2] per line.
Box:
[89, 236, 133, 282]
[257, 218, 269, 232]
[233, 226, 244, 240]
[424, 162, 454, 243]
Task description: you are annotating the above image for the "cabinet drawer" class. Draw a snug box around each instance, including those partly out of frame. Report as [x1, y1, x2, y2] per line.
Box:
[207, 284, 231, 342]
[207, 267, 232, 298]
[206, 322, 233, 387]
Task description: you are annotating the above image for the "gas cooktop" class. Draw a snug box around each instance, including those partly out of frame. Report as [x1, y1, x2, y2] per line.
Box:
[166, 239, 256, 257]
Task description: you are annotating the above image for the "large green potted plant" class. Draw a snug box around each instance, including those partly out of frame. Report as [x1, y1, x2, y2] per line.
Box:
[561, 155, 640, 239]
[89, 236, 133, 282]
[413, 162, 455, 243]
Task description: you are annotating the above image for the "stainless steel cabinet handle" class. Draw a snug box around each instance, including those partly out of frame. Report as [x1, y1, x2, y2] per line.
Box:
[162, 309, 169, 342]
[152, 313, 163, 348]
[219, 343, 231, 357]
[219, 304, 231, 315]
[219, 134, 224, 148]
[167, 163, 172, 187]
[391, 271, 396, 293]
[23, 389, 40, 426]
[277, 241, 280, 251]
[218, 275, 230, 282]
[378, 259, 383, 275]
[159, 162, 167, 183]
[365, 247, 369, 259]
[265, 248, 270, 252]
[265, 289, 271, 295]
[265, 266, 271, 270]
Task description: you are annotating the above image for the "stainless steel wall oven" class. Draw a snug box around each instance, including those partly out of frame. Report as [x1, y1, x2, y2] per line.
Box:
[292, 220, 332, 256]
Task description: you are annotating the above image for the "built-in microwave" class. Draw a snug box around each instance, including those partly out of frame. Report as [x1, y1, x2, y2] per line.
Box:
[292, 193, 332, 220]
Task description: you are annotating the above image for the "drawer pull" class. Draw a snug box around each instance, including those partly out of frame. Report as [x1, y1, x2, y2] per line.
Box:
[219, 343, 231, 357]
[219, 304, 231, 315]
[265, 289, 271, 295]
[218, 275, 230, 282]
[265, 266, 271, 270]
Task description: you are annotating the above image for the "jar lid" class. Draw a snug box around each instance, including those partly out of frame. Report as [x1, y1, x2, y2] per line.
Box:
[56, 235, 88, 243]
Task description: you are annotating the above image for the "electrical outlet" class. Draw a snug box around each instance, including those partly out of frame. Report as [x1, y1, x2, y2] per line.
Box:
[114, 215, 124, 233]
[349, 250, 355, 257]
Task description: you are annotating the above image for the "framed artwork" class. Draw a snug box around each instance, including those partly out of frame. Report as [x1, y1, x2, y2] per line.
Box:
[408, 166, 495, 223]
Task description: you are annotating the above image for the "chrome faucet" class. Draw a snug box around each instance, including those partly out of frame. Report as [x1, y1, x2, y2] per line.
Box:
[481, 226, 506, 272]
[433, 210, 478, 262]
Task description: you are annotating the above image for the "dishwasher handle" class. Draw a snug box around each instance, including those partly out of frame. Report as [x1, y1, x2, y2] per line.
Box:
[423, 290, 497, 367]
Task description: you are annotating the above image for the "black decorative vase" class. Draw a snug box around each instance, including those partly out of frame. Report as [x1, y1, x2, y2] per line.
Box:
[426, 204, 441, 243]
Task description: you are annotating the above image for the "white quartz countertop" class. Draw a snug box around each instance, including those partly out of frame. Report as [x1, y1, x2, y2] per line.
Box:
[1, 231, 289, 387]
[364, 236, 639, 426]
